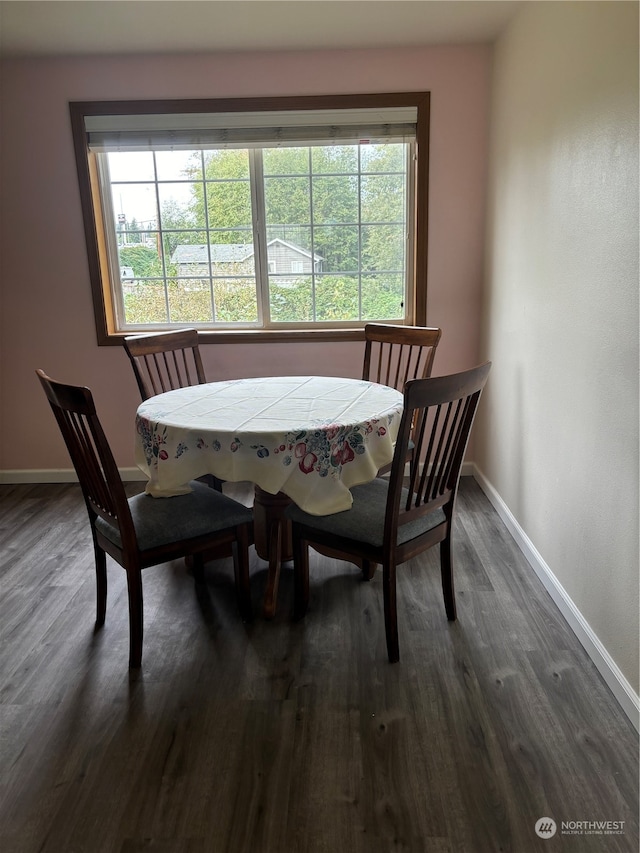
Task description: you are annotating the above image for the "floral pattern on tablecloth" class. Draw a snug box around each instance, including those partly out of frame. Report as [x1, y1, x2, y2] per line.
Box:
[271, 417, 393, 477]
[136, 419, 169, 463]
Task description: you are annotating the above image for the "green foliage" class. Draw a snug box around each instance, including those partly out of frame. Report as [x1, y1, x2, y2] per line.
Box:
[123, 276, 402, 326]
[123, 280, 259, 325]
[123, 283, 167, 324]
[269, 279, 313, 322]
[159, 198, 197, 257]
[119, 245, 163, 278]
[212, 280, 258, 323]
[186, 150, 253, 236]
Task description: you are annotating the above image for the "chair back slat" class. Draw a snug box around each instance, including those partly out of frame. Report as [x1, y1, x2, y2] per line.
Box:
[386, 363, 491, 540]
[124, 328, 206, 401]
[363, 324, 442, 391]
[36, 371, 132, 535]
[425, 399, 462, 501]
[71, 410, 113, 515]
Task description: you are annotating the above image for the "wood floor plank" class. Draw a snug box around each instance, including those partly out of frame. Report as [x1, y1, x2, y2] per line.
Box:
[0, 478, 637, 853]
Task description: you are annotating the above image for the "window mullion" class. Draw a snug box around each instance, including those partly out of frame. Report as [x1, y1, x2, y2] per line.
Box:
[307, 148, 316, 323]
[250, 149, 269, 326]
[201, 151, 217, 324]
[151, 152, 171, 323]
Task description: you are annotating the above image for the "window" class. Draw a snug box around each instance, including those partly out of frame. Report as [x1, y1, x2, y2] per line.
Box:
[70, 94, 430, 344]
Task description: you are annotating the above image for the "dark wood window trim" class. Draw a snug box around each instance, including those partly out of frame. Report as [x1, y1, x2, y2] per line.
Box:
[70, 92, 430, 346]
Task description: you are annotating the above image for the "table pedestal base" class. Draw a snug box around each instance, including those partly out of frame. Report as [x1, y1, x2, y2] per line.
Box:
[253, 486, 293, 618]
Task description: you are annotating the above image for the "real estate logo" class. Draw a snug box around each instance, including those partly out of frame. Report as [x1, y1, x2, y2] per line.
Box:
[535, 817, 557, 839]
[535, 816, 626, 839]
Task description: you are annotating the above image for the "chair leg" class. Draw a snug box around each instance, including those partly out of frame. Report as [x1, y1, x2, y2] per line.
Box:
[440, 535, 457, 621]
[126, 567, 144, 669]
[292, 531, 310, 620]
[191, 552, 205, 584]
[232, 526, 252, 622]
[382, 559, 400, 663]
[262, 518, 283, 620]
[94, 544, 107, 627]
[361, 560, 376, 581]
[199, 473, 224, 493]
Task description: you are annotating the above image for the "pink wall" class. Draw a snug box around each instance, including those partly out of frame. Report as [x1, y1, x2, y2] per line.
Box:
[0, 45, 490, 472]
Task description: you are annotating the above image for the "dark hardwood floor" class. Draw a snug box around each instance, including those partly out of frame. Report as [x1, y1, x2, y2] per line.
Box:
[1, 478, 637, 852]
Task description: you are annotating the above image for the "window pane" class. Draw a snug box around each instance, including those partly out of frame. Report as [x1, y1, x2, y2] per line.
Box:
[266, 237, 317, 276]
[360, 143, 405, 173]
[209, 230, 254, 249]
[361, 225, 405, 272]
[123, 281, 168, 324]
[108, 151, 155, 182]
[209, 244, 255, 278]
[206, 181, 253, 230]
[269, 276, 313, 322]
[266, 225, 312, 253]
[263, 147, 309, 176]
[313, 225, 358, 273]
[168, 279, 213, 322]
[203, 149, 250, 180]
[361, 174, 405, 223]
[164, 181, 205, 230]
[311, 145, 358, 174]
[159, 200, 199, 240]
[265, 176, 311, 225]
[170, 237, 215, 276]
[110, 183, 158, 235]
[312, 176, 358, 224]
[360, 274, 404, 320]
[163, 231, 208, 265]
[155, 150, 202, 181]
[213, 278, 259, 323]
[118, 241, 163, 279]
[158, 182, 197, 225]
[315, 275, 359, 321]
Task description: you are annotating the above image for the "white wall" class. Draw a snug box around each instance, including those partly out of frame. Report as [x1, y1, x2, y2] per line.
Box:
[477, 0, 639, 699]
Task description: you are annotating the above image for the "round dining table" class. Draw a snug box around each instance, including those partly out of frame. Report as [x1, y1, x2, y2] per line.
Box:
[134, 375, 403, 615]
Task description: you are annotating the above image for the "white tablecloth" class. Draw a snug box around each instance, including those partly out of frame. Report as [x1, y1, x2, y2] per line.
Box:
[135, 376, 403, 515]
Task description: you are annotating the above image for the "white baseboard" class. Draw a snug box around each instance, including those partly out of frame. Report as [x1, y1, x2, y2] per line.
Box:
[0, 468, 144, 484]
[473, 465, 640, 732]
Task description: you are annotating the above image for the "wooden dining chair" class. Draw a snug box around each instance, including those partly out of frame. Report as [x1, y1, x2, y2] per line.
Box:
[36, 369, 254, 669]
[123, 328, 224, 492]
[286, 362, 491, 663]
[362, 323, 442, 389]
[363, 323, 442, 476]
[123, 328, 207, 399]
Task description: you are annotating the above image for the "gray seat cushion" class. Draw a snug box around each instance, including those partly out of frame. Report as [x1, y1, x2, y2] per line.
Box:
[96, 481, 253, 552]
[285, 477, 445, 549]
